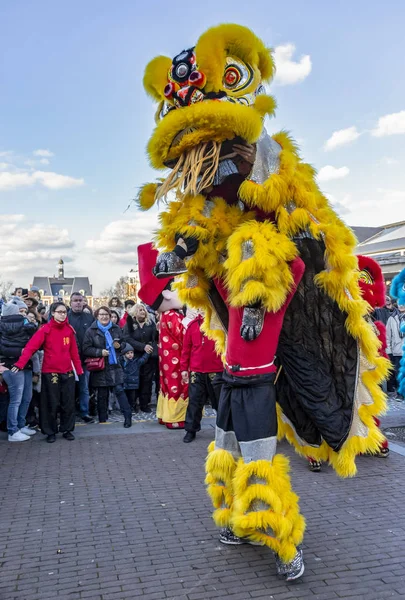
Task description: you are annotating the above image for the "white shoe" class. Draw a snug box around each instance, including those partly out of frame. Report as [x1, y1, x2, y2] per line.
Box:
[8, 431, 30, 442]
[20, 427, 37, 436]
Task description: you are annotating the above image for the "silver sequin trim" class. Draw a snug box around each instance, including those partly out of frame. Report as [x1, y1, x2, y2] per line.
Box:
[239, 436, 277, 463]
[186, 275, 198, 289]
[215, 427, 242, 459]
[249, 128, 281, 184]
[213, 158, 239, 186]
[202, 200, 215, 218]
[241, 240, 254, 260]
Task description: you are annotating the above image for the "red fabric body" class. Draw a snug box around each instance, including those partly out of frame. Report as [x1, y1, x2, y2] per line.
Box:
[180, 315, 223, 373]
[159, 310, 189, 401]
[374, 320, 388, 359]
[137, 242, 173, 307]
[214, 257, 305, 377]
[15, 319, 83, 375]
[119, 312, 128, 329]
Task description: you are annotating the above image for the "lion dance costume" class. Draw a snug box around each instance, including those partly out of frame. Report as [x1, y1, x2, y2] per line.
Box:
[390, 269, 405, 398]
[137, 24, 389, 580]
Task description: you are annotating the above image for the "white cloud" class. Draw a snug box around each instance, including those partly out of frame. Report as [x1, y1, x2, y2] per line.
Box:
[273, 44, 312, 86]
[317, 165, 350, 182]
[86, 214, 158, 264]
[371, 110, 405, 137]
[0, 169, 84, 191]
[379, 156, 399, 166]
[377, 187, 405, 203]
[0, 214, 75, 277]
[33, 149, 54, 158]
[325, 193, 351, 216]
[324, 126, 361, 151]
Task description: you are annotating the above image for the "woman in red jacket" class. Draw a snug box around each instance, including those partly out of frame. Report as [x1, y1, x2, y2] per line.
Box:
[15, 302, 83, 443]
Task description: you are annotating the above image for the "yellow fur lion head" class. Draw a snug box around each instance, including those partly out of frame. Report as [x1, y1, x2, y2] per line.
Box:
[143, 24, 276, 170]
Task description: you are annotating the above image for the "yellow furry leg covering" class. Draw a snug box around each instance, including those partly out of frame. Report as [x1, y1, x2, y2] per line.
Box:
[205, 441, 237, 528]
[224, 221, 298, 312]
[232, 455, 305, 562]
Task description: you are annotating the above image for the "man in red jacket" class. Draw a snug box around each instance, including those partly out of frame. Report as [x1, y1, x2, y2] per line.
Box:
[14, 302, 83, 442]
[180, 312, 223, 443]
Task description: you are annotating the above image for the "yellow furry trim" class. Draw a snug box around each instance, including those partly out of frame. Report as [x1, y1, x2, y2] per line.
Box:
[147, 100, 271, 169]
[232, 455, 305, 562]
[205, 448, 237, 528]
[195, 24, 274, 92]
[276, 404, 331, 462]
[224, 221, 298, 311]
[156, 393, 188, 424]
[143, 55, 173, 102]
[136, 182, 159, 211]
[174, 270, 227, 358]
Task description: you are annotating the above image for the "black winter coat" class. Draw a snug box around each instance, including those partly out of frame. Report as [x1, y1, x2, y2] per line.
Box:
[119, 354, 149, 389]
[68, 310, 95, 358]
[122, 319, 158, 358]
[82, 322, 125, 387]
[0, 315, 37, 369]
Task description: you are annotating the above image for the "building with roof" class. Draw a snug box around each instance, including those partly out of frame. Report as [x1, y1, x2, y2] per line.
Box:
[31, 259, 94, 307]
[353, 220, 405, 287]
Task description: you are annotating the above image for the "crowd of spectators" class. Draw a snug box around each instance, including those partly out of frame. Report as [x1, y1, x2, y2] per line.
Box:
[0, 288, 160, 443]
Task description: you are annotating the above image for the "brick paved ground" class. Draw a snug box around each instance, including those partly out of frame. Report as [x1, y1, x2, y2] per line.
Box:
[1, 421, 405, 600]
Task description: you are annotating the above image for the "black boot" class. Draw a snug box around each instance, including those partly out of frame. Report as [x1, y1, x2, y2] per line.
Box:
[46, 434, 56, 443]
[183, 431, 196, 443]
[124, 415, 132, 428]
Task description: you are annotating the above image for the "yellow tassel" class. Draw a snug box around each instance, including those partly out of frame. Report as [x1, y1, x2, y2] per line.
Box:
[136, 182, 159, 211]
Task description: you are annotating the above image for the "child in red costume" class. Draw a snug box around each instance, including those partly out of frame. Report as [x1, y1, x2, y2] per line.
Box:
[137, 243, 188, 429]
[180, 312, 223, 442]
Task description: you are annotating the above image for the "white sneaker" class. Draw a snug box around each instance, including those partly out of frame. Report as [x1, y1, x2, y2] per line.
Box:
[20, 427, 37, 436]
[8, 431, 30, 442]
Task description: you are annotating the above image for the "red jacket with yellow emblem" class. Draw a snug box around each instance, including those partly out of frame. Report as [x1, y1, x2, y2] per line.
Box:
[15, 318, 83, 375]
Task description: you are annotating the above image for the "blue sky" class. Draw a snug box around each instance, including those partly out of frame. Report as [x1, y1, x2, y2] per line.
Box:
[1, 0, 404, 293]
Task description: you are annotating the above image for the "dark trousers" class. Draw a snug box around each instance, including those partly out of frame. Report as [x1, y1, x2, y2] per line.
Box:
[138, 360, 156, 410]
[387, 354, 402, 393]
[26, 390, 40, 426]
[96, 386, 131, 422]
[40, 372, 76, 435]
[125, 389, 137, 410]
[185, 372, 222, 433]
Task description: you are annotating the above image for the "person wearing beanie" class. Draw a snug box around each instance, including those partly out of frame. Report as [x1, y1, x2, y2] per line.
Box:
[119, 343, 150, 412]
[0, 297, 38, 442]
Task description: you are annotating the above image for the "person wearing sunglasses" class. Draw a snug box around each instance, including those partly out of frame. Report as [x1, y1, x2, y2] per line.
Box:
[14, 302, 83, 443]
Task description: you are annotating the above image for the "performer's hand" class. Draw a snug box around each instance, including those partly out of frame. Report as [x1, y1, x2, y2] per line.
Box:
[32, 374, 39, 384]
[0, 363, 9, 374]
[145, 345, 153, 354]
[233, 143, 256, 165]
[11, 366, 20, 373]
[101, 349, 110, 357]
[181, 371, 189, 384]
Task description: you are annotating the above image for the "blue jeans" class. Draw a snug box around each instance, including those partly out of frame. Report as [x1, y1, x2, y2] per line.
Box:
[3, 370, 33, 435]
[78, 369, 90, 416]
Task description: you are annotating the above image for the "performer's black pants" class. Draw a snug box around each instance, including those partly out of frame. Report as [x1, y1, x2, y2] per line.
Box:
[185, 372, 222, 433]
[96, 386, 132, 422]
[40, 372, 76, 435]
[138, 360, 156, 410]
[387, 354, 402, 393]
[217, 371, 277, 443]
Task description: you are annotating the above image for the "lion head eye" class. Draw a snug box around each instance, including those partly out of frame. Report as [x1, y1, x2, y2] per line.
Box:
[222, 57, 253, 93]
